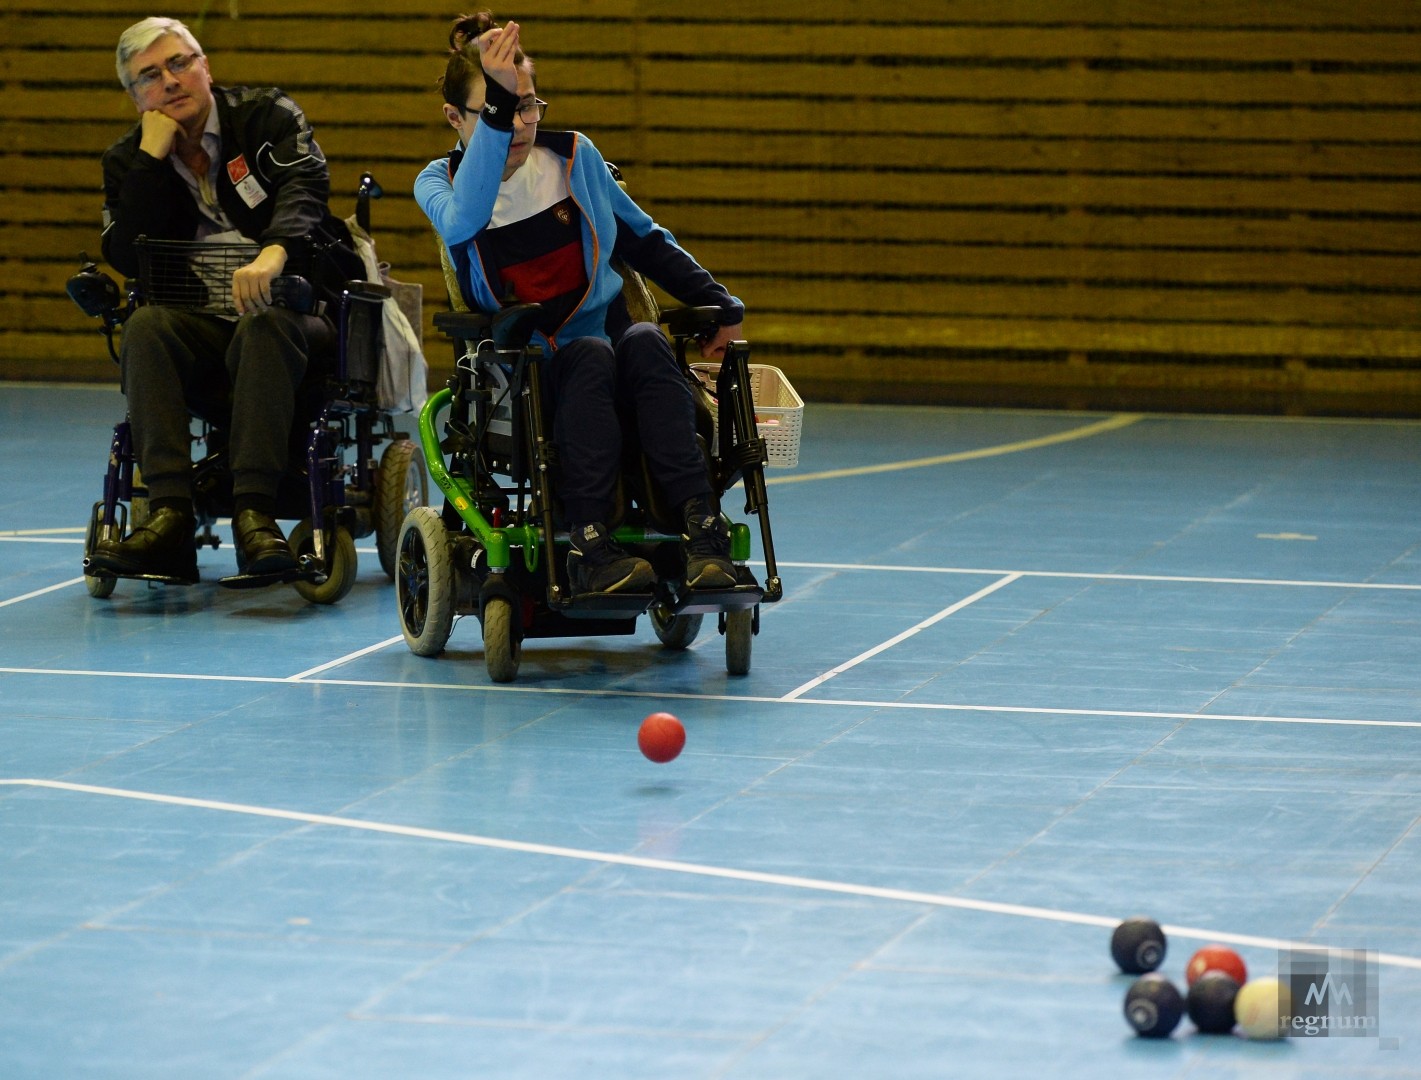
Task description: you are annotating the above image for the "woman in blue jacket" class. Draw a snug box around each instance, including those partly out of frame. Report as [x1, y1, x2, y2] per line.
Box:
[415, 14, 744, 599]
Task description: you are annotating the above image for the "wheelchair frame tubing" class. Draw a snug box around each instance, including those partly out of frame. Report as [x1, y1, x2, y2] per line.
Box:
[416, 386, 538, 572]
[99, 420, 135, 535]
[717, 342, 783, 602]
[304, 407, 347, 565]
[519, 359, 567, 607]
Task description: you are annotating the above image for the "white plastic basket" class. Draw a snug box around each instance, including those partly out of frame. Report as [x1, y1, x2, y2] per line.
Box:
[691, 362, 804, 468]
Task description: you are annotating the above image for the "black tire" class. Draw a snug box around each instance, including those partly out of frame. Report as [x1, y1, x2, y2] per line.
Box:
[397, 506, 456, 656]
[289, 518, 359, 605]
[375, 439, 427, 579]
[651, 604, 702, 650]
[725, 607, 753, 676]
[482, 594, 521, 683]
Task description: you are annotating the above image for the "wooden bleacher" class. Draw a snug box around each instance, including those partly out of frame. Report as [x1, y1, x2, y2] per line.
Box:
[3, 0, 1419, 413]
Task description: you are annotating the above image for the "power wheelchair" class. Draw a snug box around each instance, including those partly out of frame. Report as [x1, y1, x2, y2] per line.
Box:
[394, 299, 800, 682]
[66, 173, 427, 604]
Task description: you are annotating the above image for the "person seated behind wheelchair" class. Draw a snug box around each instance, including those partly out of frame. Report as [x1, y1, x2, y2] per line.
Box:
[90, 16, 359, 587]
[415, 14, 745, 600]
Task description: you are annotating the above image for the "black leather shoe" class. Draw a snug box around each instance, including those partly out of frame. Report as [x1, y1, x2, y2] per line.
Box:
[87, 506, 199, 584]
[232, 509, 297, 576]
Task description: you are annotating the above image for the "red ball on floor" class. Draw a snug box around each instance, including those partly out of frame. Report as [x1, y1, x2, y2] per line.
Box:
[638, 712, 686, 763]
[1185, 944, 1248, 987]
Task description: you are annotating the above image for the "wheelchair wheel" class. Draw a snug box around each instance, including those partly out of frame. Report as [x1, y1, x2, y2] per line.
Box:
[650, 604, 702, 650]
[482, 595, 521, 683]
[725, 608, 753, 676]
[397, 506, 456, 656]
[375, 439, 427, 580]
[84, 572, 117, 599]
[289, 519, 358, 605]
[82, 507, 116, 599]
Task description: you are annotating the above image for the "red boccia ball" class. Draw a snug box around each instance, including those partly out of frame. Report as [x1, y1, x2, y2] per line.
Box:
[638, 712, 686, 763]
[1185, 944, 1248, 987]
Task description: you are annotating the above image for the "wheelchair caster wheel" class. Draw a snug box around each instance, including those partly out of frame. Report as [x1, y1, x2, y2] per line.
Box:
[481, 594, 521, 683]
[84, 573, 117, 599]
[82, 505, 118, 599]
[288, 519, 358, 605]
[725, 607, 753, 676]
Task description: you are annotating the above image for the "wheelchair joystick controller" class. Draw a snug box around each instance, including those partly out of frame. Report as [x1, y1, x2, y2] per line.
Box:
[268, 275, 319, 316]
[66, 254, 122, 320]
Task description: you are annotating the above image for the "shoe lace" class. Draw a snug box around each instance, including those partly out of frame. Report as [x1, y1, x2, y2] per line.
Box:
[684, 513, 728, 556]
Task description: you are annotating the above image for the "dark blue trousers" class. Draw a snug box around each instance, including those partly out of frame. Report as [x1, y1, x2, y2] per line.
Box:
[540, 322, 710, 526]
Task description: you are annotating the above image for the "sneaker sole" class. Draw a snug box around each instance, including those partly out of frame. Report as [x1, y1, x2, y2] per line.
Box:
[686, 564, 737, 590]
[602, 565, 657, 593]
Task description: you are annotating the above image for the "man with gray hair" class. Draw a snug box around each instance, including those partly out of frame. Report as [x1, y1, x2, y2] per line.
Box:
[91, 16, 358, 586]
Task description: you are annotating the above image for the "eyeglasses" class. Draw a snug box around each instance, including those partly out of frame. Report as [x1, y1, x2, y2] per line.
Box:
[516, 99, 548, 123]
[130, 52, 203, 93]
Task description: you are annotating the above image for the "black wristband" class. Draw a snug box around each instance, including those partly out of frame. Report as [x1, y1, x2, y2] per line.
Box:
[481, 75, 519, 132]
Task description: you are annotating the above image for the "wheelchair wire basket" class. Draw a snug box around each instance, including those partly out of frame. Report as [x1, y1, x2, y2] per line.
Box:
[691, 361, 805, 468]
[134, 237, 262, 316]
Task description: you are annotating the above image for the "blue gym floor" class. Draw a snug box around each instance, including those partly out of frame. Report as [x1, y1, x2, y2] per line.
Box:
[2, 382, 1419, 1078]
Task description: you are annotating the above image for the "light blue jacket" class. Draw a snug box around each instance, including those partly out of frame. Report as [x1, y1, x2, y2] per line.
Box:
[415, 126, 743, 355]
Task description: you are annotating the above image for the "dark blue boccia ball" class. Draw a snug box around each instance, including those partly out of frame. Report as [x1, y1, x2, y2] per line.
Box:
[1111, 916, 1167, 974]
[1187, 971, 1240, 1034]
[1124, 973, 1185, 1038]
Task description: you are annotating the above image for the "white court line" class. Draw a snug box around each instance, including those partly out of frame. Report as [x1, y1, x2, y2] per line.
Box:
[2, 777, 1417, 972]
[0, 578, 85, 609]
[2, 539, 1417, 592]
[286, 636, 406, 681]
[779, 561, 1421, 592]
[782, 573, 1022, 701]
[2, 665, 1418, 729]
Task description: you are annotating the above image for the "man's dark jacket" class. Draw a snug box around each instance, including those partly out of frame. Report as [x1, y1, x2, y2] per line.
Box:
[101, 84, 360, 292]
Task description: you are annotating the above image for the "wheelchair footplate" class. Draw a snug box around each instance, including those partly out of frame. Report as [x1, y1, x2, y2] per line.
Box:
[84, 565, 197, 588]
[663, 565, 763, 616]
[667, 582, 763, 616]
[217, 567, 309, 590]
[216, 553, 324, 591]
[560, 589, 656, 620]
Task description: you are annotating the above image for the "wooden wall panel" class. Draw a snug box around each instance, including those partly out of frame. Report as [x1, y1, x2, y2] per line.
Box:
[3, 2, 1419, 412]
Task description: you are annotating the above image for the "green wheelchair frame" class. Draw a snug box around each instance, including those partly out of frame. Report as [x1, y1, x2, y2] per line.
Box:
[395, 302, 784, 682]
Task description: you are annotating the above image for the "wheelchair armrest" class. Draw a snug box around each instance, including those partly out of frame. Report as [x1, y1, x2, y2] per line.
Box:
[343, 279, 392, 303]
[433, 303, 543, 348]
[434, 311, 493, 341]
[660, 306, 722, 341]
[491, 302, 542, 349]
